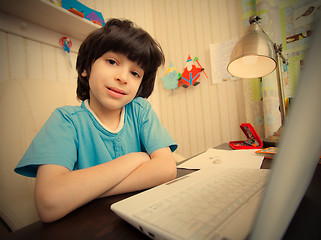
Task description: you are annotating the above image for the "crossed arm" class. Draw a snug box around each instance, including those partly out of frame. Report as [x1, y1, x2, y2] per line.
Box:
[34, 147, 177, 223]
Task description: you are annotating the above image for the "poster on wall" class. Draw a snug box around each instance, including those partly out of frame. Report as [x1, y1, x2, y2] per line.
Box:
[280, 0, 321, 98]
[210, 38, 239, 84]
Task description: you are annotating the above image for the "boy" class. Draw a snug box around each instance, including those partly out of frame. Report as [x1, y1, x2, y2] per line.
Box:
[15, 18, 177, 223]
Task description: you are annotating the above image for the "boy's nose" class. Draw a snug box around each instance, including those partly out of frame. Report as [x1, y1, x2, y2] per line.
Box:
[114, 71, 127, 84]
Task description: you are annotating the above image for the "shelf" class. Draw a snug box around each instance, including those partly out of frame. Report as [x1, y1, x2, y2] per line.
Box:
[0, 0, 100, 41]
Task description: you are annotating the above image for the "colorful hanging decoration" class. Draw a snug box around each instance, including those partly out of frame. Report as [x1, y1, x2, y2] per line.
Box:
[161, 62, 181, 90]
[59, 37, 72, 53]
[178, 55, 207, 88]
[59, 37, 73, 68]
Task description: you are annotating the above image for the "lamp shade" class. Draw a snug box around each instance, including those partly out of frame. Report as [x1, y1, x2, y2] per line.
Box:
[227, 22, 277, 78]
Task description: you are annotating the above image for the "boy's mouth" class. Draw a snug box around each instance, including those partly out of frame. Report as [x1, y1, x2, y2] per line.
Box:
[106, 87, 127, 97]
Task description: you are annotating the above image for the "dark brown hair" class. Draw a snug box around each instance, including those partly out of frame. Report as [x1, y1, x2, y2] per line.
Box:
[76, 18, 165, 101]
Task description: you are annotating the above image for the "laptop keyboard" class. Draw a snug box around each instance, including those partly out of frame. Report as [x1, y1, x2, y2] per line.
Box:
[134, 168, 269, 240]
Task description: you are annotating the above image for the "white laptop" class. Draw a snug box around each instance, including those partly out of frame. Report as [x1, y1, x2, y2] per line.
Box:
[111, 166, 269, 240]
[111, 16, 321, 240]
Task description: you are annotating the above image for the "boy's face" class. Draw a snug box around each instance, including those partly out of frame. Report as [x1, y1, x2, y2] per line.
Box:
[84, 51, 144, 114]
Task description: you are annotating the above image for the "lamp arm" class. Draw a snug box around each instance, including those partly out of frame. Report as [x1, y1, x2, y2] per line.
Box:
[274, 44, 287, 126]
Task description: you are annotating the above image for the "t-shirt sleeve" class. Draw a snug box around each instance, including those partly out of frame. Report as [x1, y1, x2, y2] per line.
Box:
[137, 99, 178, 155]
[14, 108, 78, 178]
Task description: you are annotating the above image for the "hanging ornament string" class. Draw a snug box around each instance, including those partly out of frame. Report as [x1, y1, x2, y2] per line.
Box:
[59, 37, 73, 68]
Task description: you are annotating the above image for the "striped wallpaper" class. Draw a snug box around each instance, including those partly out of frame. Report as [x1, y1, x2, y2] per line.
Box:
[0, 0, 247, 158]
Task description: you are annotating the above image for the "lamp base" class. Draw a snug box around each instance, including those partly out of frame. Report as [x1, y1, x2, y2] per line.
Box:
[263, 126, 283, 148]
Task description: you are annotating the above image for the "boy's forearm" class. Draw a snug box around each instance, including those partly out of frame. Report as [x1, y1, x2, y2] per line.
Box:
[100, 149, 177, 197]
[35, 152, 149, 222]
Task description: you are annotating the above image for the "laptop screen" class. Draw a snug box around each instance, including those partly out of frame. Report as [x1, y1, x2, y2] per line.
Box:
[249, 15, 321, 240]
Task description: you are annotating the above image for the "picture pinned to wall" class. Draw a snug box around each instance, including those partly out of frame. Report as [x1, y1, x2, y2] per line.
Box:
[282, 0, 320, 51]
[178, 55, 207, 88]
[210, 38, 239, 84]
[279, 0, 321, 98]
[161, 62, 181, 90]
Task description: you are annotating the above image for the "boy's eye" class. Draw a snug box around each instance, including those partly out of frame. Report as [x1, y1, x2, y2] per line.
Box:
[107, 59, 117, 65]
[131, 71, 141, 78]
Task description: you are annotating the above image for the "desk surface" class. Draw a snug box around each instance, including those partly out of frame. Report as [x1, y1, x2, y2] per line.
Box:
[4, 149, 321, 240]
[4, 168, 194, 240]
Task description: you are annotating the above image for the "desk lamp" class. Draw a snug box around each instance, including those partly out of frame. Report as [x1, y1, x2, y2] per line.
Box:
[227, 15, 288, 146]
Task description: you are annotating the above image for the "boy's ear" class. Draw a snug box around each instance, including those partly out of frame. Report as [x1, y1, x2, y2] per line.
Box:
[81, 70, 87, 77]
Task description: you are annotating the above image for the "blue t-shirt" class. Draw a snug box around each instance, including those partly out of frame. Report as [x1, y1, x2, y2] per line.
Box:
[15, 97, 177, 178]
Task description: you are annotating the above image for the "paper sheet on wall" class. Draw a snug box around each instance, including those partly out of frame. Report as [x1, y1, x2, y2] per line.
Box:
[210, 38, 239, 84]
[177, 148, 264, 170]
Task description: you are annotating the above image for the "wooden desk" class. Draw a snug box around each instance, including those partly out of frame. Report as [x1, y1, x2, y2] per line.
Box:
[4, 154, 321, 239]
[3, 168, 194, 240]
